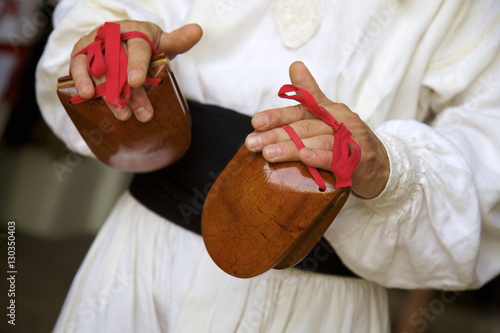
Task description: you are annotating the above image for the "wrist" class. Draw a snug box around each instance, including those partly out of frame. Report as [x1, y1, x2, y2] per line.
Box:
[351, 136, 390, 199]
[357, 131, 417, 209]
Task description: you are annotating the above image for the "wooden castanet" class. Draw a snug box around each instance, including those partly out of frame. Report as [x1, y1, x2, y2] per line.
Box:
[202, 145, 350, 278]
[56, 53, 191, 172]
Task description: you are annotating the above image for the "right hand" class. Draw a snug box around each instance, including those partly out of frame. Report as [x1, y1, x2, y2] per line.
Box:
[245, 62, 390, 198]
[70, 20, 203, 122]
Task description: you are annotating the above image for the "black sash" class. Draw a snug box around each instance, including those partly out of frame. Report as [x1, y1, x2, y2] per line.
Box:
[129, 101, 359, 278]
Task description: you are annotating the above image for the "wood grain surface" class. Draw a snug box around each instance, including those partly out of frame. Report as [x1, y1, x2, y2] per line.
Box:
[202, 145, 350, 278]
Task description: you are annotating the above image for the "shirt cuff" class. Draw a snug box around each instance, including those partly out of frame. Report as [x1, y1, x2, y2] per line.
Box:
[357, 131, 419, 211]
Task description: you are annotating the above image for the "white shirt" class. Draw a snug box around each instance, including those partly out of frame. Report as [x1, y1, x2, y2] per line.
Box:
[36, 0, 500, 289]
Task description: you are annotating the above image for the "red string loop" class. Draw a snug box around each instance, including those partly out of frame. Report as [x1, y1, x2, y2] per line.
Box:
[282, 125, 327, 191]
[278, 85, 361, 188]
[70, 22, 160, 109]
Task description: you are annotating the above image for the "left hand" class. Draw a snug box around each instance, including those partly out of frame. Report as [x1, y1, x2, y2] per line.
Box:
[70, 21, 203, 122]
[244, 61, 390, 199]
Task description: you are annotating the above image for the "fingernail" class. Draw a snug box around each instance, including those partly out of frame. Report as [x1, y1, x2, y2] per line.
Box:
[246, 134, 262, 149]
[114, 108, 129, 121]
[264, 145, 281, 159]
[79, 84, 90, 97]
[253, 114, 269, 129]
[136, 107, 152, 122]
[128, 70, 140, 85]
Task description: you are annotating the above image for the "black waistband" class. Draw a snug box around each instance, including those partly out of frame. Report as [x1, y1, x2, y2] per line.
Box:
[129, 101, 359, 278]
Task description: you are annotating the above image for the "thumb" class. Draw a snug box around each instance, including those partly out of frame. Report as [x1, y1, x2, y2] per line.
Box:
[159, 23, 203, 59]
[289, 61, 330, 104]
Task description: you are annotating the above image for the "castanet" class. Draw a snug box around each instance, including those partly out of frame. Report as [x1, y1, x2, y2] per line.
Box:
[202, 145, 350, 278]
[56, 53, 191, 172]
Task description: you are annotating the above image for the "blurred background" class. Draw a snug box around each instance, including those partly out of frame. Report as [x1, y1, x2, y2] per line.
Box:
[0, 1, 499, 332]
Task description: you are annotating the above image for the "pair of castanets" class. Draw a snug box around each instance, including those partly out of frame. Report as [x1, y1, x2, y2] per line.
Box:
[56, 22, 359, 279]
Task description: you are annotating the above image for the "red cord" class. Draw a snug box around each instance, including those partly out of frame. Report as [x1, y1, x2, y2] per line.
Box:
[69, 22, 161, 108]
[281, 125, 326, 191]
[278, 85, 361, 188]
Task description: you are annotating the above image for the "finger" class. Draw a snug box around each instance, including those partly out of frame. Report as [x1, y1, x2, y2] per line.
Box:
[298, 148, 334, 172]
[79, 69, 131, 120]
[251, 104, 318, 131]
[289, 61, 330, 105]
[70, 54, 95, 99]
[246, 119, 331, 151]
[261, 141, 301, 162]
[101, 94, 132, 121]
[159, 23, 203, 59]
[126, 37, 153, 88]
[70, 32, 99, 99]
[251, 61, 331, 132]
[93, 78, 133, 121]
[107, 102, 133, 121]
[128, 86, 154, 122]
[70, 36, 96, 98]
[261, 135, 334, 163]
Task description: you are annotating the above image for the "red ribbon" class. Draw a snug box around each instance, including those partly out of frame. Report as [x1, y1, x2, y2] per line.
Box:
[278, 85, 361, 188]
[70, 22, 161, 108]
[282, 124, 327, 191]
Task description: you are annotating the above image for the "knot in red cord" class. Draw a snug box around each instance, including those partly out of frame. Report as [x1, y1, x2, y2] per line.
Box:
[70, 22, 161, 109]
[278, 84, 361, 188]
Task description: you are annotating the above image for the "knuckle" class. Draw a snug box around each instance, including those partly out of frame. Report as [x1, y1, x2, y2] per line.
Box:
[125, 20, 159, 40]
[270, 129, 281, 143]
[297, 120, 315, 136]
[346, 114, 364, 131]
[290, 104, 307, 119]
[359, 149, 377, 173]
[334, 102, 350, 112]
[127, 39, 147, 53]
[320, 135, 334, 150]
[125, 20, 143, 31]
[71, 39, 90, 56]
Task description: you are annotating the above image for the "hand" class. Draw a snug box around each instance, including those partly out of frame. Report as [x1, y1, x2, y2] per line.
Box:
[69, 20, 203, 122]
[244, 61, 389, 199]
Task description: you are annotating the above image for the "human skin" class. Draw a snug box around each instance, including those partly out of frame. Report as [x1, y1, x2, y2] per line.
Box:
[70, 20, 203, 122]
[245, 61, 390, 199]
[70, 20, 389, 199]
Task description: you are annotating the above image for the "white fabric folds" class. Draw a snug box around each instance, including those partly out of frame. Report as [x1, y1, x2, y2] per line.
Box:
[55, 192, 389, 333]
[35, 0, 500, 332]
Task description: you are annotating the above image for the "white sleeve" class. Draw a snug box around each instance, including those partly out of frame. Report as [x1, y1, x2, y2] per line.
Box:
[35, 0, 169, 156]
[329, 4, 500, 290]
